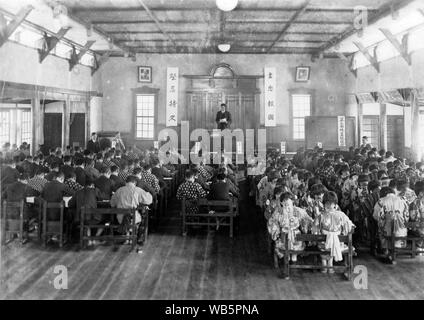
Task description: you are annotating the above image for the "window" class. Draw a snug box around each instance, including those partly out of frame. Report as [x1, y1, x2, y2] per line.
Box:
[0, 110, 10, 147]
[291, 94, 311, 140]
[21, 110, 31, 144]
[136, 94, 155, 139]
[362, 117, 379, 148]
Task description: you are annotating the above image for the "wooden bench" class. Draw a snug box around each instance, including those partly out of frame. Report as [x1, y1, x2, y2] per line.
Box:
[80, 206, 149, 252]
[1, 200, 26, 245]
[384, 221, 424, 264]
[42, 201, 69, 247]
[181, 198, 239, 238]
[276, 232, 354, 281]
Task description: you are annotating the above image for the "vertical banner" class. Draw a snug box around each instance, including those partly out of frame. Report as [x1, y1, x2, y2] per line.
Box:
[166, 67, 179, 127]
[337, 116, 346, 147]
[264, 67, 276, 127]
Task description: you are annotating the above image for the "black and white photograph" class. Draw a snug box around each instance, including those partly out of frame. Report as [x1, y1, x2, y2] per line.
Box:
[1, 0, 424, 309]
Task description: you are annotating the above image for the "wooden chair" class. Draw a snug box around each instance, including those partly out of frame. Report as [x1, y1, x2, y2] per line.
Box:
[1, 200, 26, 245]
[277, 232, 355, 281]
[181, 198, 239, 238]
[42, 201, 67, 247]
[384, 221, 424, 264]
[80, 206, 149, 252]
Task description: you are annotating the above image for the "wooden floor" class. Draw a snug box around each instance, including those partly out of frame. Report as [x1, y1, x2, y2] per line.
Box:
[2, 181, 424, 300]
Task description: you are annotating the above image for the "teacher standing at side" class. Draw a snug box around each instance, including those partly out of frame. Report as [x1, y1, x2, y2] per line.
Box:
[215, 103, 232, 130]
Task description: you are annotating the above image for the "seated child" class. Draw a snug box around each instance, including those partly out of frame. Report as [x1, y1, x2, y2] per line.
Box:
[268, 192, 313, 263]
[373, 186, 410, 254]
[313, 191, 355, 273]
[409, 181, 424, 250]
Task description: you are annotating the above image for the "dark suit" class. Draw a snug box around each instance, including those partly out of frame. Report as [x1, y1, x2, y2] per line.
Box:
[86, 140, 101, 154]
[75, 167, 87, 186]
[68, 187, 103, 223]
[207, 181, 232, 212]
[3, 181, 38, 219]
[215, 110, 232, 130]
[110, 174, 125, 191]
[60, 164, 75, 179]
[94, 176, 114, 200]
[1, 166, 20, 191]
[41, 180, 71, 220]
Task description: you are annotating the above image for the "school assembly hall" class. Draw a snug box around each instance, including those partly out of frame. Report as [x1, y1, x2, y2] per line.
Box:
[2, 0, 424, 301]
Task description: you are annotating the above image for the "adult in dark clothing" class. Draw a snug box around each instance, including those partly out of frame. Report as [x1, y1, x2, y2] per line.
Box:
[74, 158, 87, 186]
[60, 155, 75, 179]
[41, 172, 74, 220]
[110, 165, 125, 191]
[2, 173, 38, 219]
[86, 132, 101, 154]
[45, 162, 60, 181]
[94, 167, 114, 200]
[20, 156, 36, 178]
[215, 103, 232, 130]
[1, 160, 20, 192]
[207, 173, 236, 212]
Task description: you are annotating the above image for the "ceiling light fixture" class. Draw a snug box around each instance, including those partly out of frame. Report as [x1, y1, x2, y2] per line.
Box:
[216, 0, 238, 12]
[218, 43, 231, 52]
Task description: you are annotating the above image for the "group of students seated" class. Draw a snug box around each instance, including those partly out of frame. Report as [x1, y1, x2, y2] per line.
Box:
[1, 143, 177, 245]
[251, 137, 424, 273]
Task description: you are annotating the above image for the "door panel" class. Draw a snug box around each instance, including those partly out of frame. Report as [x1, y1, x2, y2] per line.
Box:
[362, 116, 380, 149]
[43, 113, 62, 151]
[387, 115, 404, 157]
[69, 113, 85, 148]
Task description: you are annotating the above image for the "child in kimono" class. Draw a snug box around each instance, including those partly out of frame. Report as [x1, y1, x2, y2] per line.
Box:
[304, 183, 326, 219]
[268, 192, 313, 263]
[396, 178, 417, 206]
[373, 187, 410, 257]
[313, 191, 355, 273]
[350, 174, 370, 244]
[258, 171, 279, 210]
[409, 181, 424, 250]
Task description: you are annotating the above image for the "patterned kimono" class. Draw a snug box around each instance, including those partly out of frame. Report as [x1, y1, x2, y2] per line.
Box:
[313, 209, 355, 261]
[268, 205, 313, 258]
[399, 188, 417, 206]
[258, 181, 276, 209]
[373, 194, 409, 249]
[264, 199, 281, 221]
[409, 196, 424, 248]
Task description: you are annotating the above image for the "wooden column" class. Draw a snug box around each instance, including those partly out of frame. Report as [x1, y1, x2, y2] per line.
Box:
[63, 96, 70, 149]
[85, 99, 90, 149]
[380, 103, 387, 151]
[411, 90, 421, 160]
[357, 103, 363, 147]
[31, 91, 43, 154]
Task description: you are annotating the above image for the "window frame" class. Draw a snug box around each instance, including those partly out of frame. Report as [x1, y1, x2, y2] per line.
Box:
[0, 110, 11, 147]
[132, 86, 159, 141]
[288, 89, 314, 141]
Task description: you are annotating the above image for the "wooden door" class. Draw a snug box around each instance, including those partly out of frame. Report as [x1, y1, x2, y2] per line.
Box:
[43, 113, 62, 151]
[387, 115, 404, 157]
[69, 113, 85, 148]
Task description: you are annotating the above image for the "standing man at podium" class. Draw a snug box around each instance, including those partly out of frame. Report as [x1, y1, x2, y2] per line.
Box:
[216, 103, 232, 130]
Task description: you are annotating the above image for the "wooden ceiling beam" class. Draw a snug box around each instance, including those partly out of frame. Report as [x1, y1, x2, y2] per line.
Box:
[379, 28, 411, 65]
[89, 19, 351, 25]
[106, 30, 340, 35]
[266, 0, 311, 53]
[91, 51, 110, 76]
[71, 7, 379, 13]
[353, 41, 379, 73]
[314, 0, 415, 55]
[137, 0, 177, 47]
[69, 40, 95, 71]
[0, 5, 33, 48]
[38, 27, 71, 63]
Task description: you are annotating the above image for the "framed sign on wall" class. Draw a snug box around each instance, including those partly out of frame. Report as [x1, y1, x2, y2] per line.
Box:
[138, 66, 152, 83]
[295, 66, 310, 82]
